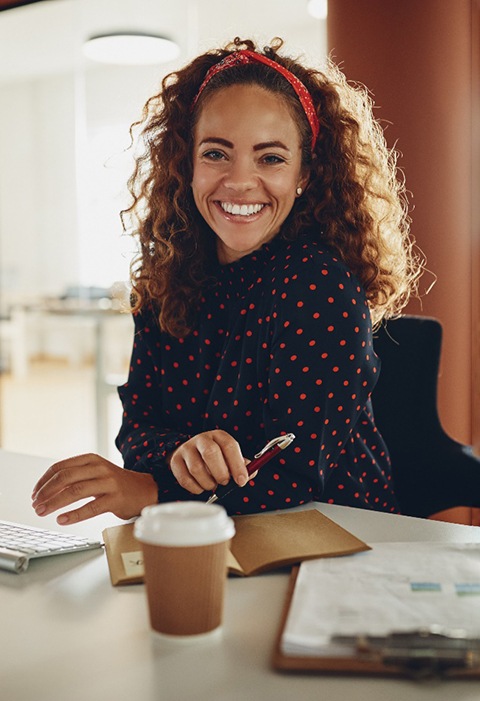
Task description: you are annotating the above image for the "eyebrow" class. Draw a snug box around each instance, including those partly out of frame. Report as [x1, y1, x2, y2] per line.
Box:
[198, 137, 291, 152]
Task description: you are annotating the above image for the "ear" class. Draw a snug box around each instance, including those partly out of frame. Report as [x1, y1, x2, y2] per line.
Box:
[296, 168, 311, 196]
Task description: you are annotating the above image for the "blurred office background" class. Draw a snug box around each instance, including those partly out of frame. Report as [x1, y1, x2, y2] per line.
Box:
[0, 0, 327, 461]
[0, 0, 478, 464]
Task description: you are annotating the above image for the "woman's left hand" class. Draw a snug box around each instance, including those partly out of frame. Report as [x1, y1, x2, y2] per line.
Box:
[31, 453, 158, 525]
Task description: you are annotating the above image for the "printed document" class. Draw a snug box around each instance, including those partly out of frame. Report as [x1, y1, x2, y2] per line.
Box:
[282, 542, 480, 657]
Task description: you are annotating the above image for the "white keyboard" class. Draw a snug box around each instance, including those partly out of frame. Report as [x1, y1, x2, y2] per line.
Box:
[0, 520, 103, 573]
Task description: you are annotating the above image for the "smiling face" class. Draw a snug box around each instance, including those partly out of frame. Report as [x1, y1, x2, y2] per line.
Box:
[192, 84, 308, 264]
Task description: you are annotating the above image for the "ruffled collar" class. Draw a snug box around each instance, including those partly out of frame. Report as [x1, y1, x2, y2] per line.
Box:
[213, 238, 284, 300]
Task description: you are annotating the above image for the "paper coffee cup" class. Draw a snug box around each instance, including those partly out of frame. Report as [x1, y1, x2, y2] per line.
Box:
[134, 502, 235, 639]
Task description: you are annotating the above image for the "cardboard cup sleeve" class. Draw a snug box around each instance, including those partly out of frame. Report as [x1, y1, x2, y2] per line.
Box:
[142, 540, 230, 637]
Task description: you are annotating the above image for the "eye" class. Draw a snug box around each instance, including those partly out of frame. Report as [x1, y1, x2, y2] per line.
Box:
[201, 149, 227, 161]
[261, 154, 286, 165]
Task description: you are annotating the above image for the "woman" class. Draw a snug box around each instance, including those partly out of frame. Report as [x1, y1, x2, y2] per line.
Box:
[32, 38, 421, 525]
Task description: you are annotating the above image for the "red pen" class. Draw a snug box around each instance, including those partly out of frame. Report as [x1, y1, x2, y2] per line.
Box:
[206, 433, 296, 504]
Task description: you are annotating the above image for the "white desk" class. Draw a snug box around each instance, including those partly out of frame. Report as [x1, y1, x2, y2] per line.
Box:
[2, 449, 480, 701]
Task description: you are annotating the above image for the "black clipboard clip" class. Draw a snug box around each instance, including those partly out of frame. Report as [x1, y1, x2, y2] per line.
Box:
[332, 625, 480, 679]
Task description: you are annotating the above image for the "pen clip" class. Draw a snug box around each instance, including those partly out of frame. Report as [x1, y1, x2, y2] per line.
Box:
[253, 432, 295, 459]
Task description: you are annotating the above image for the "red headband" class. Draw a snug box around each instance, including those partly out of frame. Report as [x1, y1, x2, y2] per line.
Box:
[192, 49, 319, 151]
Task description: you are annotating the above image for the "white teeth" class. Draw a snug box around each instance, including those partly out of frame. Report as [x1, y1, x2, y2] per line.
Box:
[220, 202, 264, 216]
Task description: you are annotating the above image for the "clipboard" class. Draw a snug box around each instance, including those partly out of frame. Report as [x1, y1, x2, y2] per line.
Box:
[273, 566, 480, 680]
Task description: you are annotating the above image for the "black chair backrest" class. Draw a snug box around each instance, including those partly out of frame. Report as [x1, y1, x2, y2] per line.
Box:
[372, 316, 448, 516]
[372, 315, 480, 518]
[372, 315, 444, 457]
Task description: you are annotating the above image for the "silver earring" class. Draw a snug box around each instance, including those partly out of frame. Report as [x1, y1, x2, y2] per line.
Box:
[296, 187, 303, 196]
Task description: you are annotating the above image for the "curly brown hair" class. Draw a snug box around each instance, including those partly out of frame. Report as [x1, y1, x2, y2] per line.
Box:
[122, 37, 422, 336]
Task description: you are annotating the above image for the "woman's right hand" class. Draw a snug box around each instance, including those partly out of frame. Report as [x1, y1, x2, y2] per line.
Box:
[169, 430, 250, 495]
[31, 453, 158, 525]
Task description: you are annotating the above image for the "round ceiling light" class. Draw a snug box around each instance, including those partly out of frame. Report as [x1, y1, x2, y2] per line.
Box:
[83, 32, 180, 66]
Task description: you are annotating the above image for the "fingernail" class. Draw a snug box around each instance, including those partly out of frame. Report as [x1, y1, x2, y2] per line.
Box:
[57, 514, 69, 525]
[35, 504, 46, 516]
[237, 475, 247, 487]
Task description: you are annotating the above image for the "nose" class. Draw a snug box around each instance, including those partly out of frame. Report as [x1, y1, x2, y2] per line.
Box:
[222, 156, 257, 192]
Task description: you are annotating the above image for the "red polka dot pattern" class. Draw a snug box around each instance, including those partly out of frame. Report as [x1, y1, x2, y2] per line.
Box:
[116, 238, 399, 516]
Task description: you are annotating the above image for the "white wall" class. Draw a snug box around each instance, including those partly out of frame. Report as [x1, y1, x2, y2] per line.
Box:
[76, 63, 164, 288]
[0, 75, 78, 306]
[0, 65, 165, 307]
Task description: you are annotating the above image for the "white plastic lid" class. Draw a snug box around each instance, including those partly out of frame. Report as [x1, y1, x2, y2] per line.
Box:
[134, 502, 235, 547]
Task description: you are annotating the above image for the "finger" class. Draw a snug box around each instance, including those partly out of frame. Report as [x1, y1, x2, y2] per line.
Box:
[172, 436, 223, 491]
[32, 463, 69, 498]
[194, 435, 231, 487]
[170, 453, 207, 494]
[33, 477, 114, 518]
[32, 453, 116, 503]
[32, 459, 111, 504]
[212, 433, 249, 487]
[55, 494, 112, 526]
[32, 454, 98, 497]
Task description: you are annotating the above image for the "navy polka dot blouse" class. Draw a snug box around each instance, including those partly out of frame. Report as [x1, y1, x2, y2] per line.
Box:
[116, 236, 399, 515]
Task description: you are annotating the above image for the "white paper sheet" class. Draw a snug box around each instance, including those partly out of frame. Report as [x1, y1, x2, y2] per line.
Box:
[281, 542, 480, 657]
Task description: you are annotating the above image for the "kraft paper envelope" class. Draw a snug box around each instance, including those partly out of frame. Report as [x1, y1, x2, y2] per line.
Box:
[103, 509, 370, 586]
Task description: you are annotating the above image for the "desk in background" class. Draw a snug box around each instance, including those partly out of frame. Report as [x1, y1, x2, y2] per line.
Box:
[2, 449, 480, 701]
[5, 298, 132, 456]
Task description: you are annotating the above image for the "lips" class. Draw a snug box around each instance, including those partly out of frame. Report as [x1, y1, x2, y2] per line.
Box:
[219, 202, 266, 217]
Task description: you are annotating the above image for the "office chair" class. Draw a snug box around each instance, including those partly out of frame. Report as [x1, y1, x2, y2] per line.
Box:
[372, 315, 480, 519]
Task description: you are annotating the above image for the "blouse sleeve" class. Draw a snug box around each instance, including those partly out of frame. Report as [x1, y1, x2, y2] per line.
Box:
[115, 308, 197, 502]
